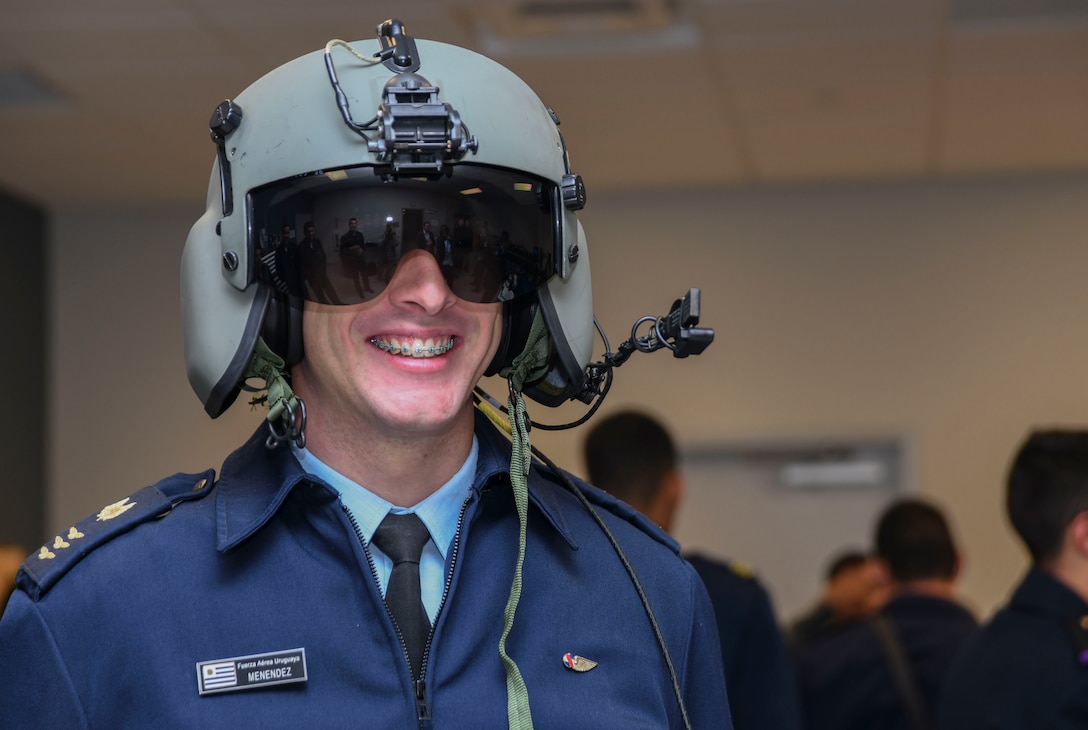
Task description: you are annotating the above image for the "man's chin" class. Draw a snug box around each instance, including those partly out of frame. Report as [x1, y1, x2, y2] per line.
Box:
[368, 392, 472, 433]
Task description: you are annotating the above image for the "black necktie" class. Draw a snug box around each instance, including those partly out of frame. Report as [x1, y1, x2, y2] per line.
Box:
[371, 512, 432, 679]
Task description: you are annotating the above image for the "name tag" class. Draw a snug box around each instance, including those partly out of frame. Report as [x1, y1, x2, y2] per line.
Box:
[197, 648, 307, 695]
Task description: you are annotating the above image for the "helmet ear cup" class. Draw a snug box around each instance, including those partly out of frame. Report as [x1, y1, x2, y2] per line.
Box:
[486, 295, 538, 377]
[260, 289, 305, 368]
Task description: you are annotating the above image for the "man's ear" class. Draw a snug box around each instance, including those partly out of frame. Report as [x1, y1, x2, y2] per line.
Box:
[653, 470, 684, 534]
[665, 469, 685, 506]
[1069, 511, 1088, 557]
[870, 557, 892, 587]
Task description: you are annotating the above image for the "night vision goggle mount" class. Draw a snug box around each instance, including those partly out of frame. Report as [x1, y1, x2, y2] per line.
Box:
[323, 19, 479, 176]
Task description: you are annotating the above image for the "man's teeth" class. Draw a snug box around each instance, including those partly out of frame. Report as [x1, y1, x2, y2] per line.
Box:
[372, 336, 454, 358]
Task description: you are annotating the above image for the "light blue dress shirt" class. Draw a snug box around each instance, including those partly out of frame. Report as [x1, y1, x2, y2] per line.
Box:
[292, 438, 477, 623]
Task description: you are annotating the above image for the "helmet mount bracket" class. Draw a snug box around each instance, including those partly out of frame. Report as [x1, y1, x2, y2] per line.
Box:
[209, 99, 244, 217]
[547, 109, 586, 214]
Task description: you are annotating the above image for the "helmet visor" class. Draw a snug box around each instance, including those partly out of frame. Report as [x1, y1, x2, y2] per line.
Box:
[249, 164, 560, 305]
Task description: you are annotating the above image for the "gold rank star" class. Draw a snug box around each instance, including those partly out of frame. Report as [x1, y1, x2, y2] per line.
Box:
[96, 497, 137, 522]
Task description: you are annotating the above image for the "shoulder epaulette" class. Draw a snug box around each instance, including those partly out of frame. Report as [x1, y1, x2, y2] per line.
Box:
[17, 470, 215, 601]
[727, 559, 756, 579]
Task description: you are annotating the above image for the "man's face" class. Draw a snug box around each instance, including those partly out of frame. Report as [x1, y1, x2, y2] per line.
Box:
[293, 249, 503, 439]
[348, 219, 358, 230]
[827, 559, 890, 618]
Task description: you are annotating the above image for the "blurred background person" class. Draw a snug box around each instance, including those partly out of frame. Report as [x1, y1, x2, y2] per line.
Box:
[789, 548, 890, 650]
[338, 216, 372, 298]
[937, 430, 1088, 729]
[0, 544, 27, 614]
[584, 409, 801, 730]
[298, 220, 342, 304]
[796, 498, 977, 730]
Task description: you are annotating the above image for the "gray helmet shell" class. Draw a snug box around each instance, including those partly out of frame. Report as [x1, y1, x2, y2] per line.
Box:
[181, 34, 592, 417]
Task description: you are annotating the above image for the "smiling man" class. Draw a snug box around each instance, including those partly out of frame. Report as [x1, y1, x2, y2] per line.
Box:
[0, 20, 729, 729]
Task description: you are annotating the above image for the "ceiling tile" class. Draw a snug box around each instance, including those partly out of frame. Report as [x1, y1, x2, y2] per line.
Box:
[2, 0, 1087, 206]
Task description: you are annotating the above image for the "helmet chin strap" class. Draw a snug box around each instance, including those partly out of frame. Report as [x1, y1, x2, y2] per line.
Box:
[492, 309, 552, 730]
[242, 337, 307, 450]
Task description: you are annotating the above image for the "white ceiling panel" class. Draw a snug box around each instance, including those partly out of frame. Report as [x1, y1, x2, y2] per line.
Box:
[0, 0, 1086, 207]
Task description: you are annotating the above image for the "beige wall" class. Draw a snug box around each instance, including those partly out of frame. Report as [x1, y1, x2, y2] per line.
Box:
[50, 173, 1088, 618]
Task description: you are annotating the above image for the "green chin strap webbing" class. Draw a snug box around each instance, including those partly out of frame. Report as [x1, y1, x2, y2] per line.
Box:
[241, 337, 306, 449]
[494, 309, 553, 730]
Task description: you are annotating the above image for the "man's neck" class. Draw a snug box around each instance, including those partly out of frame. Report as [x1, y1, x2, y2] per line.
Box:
[304, 412, 476, 507]
[892, 578, 958, 600]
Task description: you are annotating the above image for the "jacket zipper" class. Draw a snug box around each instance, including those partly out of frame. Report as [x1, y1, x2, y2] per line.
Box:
[342, 496, 472, 728]
[412, 496, 471, 726]
[343, 509, 415, 684]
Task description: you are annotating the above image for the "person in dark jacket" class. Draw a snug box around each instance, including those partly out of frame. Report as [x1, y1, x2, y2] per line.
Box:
[795, 498, 977, 730]
[584, 409, 801, 730]
[936, 430, 1088, 729]
[338, 216, 372, 298]
[0, 20, 729, 729]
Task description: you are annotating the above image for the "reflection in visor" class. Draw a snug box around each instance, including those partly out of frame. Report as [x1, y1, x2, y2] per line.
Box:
[249, 165, 560, 305]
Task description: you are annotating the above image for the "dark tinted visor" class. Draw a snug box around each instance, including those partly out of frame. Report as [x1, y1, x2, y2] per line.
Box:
[249, 164, 560, 305]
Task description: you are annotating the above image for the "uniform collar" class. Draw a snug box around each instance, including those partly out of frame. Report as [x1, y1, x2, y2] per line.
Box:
[467, 408, 579, 550]
[214, 409, 579, 552]
[290, 437, 478, 561]
[1009, 566, 1088, 620]
[215, 426, 310, 551]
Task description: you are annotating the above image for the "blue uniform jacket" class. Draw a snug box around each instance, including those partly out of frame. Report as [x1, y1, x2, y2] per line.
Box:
[935, 568, 1088, 729]
[0, 412, 730, 729]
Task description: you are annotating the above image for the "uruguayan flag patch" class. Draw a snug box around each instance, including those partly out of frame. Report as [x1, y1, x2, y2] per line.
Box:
[197, 648, 307, 695]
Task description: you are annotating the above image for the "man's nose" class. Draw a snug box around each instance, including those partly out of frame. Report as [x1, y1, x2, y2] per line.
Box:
[385, 249, 456, 313]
